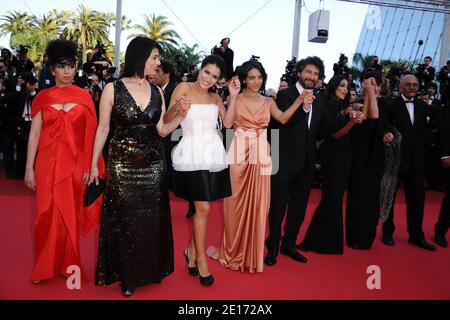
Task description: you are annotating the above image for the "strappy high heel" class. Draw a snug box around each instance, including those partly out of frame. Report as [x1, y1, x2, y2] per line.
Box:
[183, 248, 199, 276]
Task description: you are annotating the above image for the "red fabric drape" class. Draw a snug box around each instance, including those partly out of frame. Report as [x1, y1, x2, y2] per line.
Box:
[31, 85, 105, 281]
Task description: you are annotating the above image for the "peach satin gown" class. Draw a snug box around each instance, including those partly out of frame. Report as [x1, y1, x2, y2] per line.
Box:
[218, 96, 272, 273]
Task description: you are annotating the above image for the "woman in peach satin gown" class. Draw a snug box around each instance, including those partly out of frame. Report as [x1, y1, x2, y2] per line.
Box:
[217, 60, 309, 272]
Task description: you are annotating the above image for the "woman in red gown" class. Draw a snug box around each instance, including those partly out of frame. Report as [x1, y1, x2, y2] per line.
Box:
[24, 40, 104, 283]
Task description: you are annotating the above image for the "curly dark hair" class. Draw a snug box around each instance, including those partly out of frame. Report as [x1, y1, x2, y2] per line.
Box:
[296, 56, 325, 79]
[45, 39, 78, 67]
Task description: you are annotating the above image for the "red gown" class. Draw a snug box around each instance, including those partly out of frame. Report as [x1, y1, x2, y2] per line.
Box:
[31, 85, 105, 281]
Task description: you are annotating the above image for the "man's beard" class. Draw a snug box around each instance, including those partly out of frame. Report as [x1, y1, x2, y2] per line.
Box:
[299, 78, 315, 89]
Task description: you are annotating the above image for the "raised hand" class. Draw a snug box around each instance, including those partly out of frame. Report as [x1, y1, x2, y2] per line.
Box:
[228, 76, 240, 96]
[300, 90, 315, 111]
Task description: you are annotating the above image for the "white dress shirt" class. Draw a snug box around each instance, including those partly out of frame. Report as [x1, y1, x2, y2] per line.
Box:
[296, 82, 312, 129]
[401, 94, 414, 124]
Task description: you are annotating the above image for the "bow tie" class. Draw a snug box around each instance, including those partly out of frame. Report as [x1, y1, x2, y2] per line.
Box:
[404, 100, 414, 103]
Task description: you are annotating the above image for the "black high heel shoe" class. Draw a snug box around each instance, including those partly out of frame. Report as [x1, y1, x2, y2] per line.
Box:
[198, 273, 214, 286]
[183, 249, 199, 276]
[185, 201, 195, 219]
[121, 285, 135, 297]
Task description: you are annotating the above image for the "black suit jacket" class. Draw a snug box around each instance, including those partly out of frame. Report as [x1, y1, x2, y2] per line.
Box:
[162, 81, 177, 107]
[269, 85, 326, 174]
[441, 106, 450, 158]
[388, 96, 428, 174]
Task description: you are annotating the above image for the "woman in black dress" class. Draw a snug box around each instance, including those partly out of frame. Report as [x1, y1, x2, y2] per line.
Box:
[346, 72, 388, 249]
[299, 75, 364, 254]
[89, 37, 186, 297]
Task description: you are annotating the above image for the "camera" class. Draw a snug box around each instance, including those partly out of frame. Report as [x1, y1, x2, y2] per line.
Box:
[338, 53, 348, 64]
[282, 57, 298, 87]
[416, 63, 426, 73]
[17, 45, 29, 55]
[18, 72, 34, 83]
[250, 55, 260, 61]
[94, 43, 106, 55]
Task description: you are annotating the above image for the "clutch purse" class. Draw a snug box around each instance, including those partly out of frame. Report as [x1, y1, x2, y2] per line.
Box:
[84, 178, 106, 207]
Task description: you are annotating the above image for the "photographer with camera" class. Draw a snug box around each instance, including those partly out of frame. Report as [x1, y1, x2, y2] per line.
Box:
[361, 55, 383, 82]
[212, 37, 234, 80]
[416, 56, 435, 91]
[81, 43, 114, 86]
[84, 73, 102, 115]
[90, 43, 113, 75]
[333, 53, 350, 77]
[438, 60, 450, 106]
[13, 45, 34, 77]
[1, 72, 37, 179]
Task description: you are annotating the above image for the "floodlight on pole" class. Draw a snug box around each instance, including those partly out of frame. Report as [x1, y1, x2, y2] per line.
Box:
[114, 0, 122, 78]
[291, 0, 302, 59]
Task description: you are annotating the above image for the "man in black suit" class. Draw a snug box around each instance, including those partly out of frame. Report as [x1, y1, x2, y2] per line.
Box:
[435, 103, 450, 248]
[265, 56, 326, 265]
[416, 56, 436, 91]
[2, 74, 37, 179]
[213, 38, 234, 80]
[382, 74, 436, 251]
[156, 61, 177, 105]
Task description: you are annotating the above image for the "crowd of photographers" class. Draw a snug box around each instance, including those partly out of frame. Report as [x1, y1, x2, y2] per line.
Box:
[1, 40, 449, 193]
[0, 40, 233, 179]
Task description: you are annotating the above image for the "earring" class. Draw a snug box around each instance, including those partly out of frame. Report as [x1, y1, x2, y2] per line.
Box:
[243, 80, 246, 84]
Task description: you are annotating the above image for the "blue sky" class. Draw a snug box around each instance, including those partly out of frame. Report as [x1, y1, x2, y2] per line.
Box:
[0, 0, 369, 88]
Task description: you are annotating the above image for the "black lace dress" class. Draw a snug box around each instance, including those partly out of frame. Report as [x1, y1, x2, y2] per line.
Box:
[96, 80, 173, 289]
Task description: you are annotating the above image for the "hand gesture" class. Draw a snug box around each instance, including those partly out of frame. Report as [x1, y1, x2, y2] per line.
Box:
[383, 132, 394, 144]
[300, 90, 315, 111]
[175, 95, 191, 117]
[362, 78, 375, 96]
[24, 168, 36, 191]
[349, 110, 364, 124]
[88, 166, 99, 186]
[228, 76, 240, 97]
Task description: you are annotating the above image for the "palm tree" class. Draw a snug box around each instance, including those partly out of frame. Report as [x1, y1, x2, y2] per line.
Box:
[61, 5, 110, 63]
[26, 14, 60, 63]
[107, 13, 133, 33]
[129, 14, 180, 52]
[0, 11, 33, 48]
[163, 43, 205, 66]
[33, 14, 59, 41]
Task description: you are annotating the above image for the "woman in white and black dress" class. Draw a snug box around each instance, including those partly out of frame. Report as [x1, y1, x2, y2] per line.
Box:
[164, 55, 238, 286]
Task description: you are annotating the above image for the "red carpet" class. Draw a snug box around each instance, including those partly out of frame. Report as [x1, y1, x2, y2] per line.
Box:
[0, 175, 449, 300]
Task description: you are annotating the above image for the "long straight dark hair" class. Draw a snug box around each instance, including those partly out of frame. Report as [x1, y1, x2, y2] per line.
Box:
[325, 74, 350, 104]
[122, 36, 161, 79]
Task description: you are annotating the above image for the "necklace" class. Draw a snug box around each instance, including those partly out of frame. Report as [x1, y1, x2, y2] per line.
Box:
[242, 92, 261, 98]
[129, 77, 145, 86]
